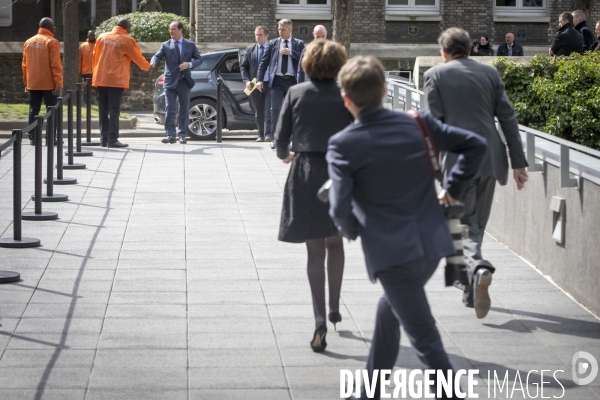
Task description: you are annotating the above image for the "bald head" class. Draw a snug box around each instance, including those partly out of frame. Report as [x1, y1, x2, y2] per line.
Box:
[39, 18, 56, 34]
[117, 18, 131, 33]
[313, 25, 327, 39]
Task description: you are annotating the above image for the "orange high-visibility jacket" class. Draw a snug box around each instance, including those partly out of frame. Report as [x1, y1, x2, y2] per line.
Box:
[79, 39, 95, 75]
[22, 28, 63, 90]
[92, 26, 150, 90]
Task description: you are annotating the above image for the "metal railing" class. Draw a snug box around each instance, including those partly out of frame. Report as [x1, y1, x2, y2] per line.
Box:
[385, 77, 600, 188]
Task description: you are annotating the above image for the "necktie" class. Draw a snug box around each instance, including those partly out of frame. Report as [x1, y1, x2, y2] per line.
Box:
[281, 40, 289, 75]
[258, 45, 263, 65]
[175, 40, 181, 62]
[508, 45, 512, 56]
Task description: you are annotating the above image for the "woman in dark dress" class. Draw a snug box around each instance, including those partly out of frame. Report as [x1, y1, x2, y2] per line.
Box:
[274, 40, 353, 352]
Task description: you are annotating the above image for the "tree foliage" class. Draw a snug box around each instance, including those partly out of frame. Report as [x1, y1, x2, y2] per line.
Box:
[95, 12, 190, 42]
[495, 52, 600, 150]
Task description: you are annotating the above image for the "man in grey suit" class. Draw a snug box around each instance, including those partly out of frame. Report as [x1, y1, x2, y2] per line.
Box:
[151, 21, 202, 144]
[424, 27, 529, 319]
[256, 19, 305, 143]
[241, 26, 271, 142]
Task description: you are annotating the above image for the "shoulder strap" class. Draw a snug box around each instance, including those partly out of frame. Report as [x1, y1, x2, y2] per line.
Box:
[406, 110, 442, 179]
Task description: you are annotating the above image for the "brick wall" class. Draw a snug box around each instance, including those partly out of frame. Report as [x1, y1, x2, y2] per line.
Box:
[441, 0, 494, 44]
[493, 23, 550, 46]
[385, 22, 441, 44]
[352, 0, 385, 43]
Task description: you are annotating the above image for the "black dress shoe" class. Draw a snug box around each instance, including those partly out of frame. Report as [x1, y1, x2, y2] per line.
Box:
[101, 140, 108, 147]
[473, 268, 492, 319]
[108, 140, 129, 148]
[161, 136, 176, 144]
[29, 138, 35, 146]
[179, 136, 187, 144]
[256, 136, 265, 142]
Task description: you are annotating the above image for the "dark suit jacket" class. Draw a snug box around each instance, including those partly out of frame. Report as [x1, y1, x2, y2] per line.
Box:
[423, 57, 528, 185]
[574, 21, 594, 51]
[240, 43, 265, 84]
[296, 47, 306, 83]
[274, 79, 353, 159]
[551, 23, 584, 56]
[257, 37, 305, 86]
[326, 108, 487, 281]
[496, 42, 524, 56]
[151, 38, 202, 89]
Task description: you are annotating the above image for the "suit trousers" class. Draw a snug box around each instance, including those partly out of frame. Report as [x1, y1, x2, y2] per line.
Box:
[28, 90, 58, 140]
[250, 87, 271, 138]
[270, 76, 296, 135]
[361, 258, 455, 400]
[460, 175, 497, 284]
[164, 79, 192, 138]
[97, 87, 124, 142]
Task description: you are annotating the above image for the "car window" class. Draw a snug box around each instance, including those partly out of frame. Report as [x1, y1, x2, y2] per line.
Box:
[219, 57, 240, 74]
[192, 53, 222, 71]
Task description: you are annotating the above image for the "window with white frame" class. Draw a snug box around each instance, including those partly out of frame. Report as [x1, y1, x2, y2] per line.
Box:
[494, 0, 547, 16]
[277, 0, 330, 14]
[0, 0, 12, 27]
[386, 0, 440, 15]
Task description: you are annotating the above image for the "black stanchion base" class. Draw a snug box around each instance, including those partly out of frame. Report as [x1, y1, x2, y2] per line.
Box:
[32, 194, 69, 202]
[44, 177, 78, 185]
[66, 151, 93, 157]
[0, 270, 22, 282]
[63, 163, 86, 170]
[22, 211, 59, 221]
[80, 141, 102, 147]
[0, 238, 40, 250]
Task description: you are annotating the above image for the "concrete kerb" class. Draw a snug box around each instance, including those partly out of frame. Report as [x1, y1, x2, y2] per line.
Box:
[0, 117, 137, 133]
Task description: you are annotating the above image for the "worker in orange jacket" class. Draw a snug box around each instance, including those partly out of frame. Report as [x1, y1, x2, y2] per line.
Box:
[22, 17, 63, 145]
[79, 30, 96, 105]
[92, 19, 150, 148]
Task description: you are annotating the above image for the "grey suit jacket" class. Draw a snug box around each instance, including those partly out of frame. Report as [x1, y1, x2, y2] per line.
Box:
[240, 43, 263, 84]
[423, 57, 527, 185]
[151, 38, 202, 90]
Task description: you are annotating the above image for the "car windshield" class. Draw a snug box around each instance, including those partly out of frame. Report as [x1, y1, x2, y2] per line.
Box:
[193, 53, 224, 71]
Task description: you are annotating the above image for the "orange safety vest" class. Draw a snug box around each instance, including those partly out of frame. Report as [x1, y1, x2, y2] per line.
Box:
[92, 26, 150, 90]
[79, 39, 95, 75]
[22, 28, 63, 90]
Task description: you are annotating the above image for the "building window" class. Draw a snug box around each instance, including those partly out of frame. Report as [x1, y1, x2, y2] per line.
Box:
[277, 0, 330, 14]
[386, 0, 440, 15]
[0, 0, 12, 27]
[495, 0, 547, 16]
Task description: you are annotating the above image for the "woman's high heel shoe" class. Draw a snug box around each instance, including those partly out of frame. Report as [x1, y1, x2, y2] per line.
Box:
[328, 311, 342, 331]
[310, 327, 327, 352]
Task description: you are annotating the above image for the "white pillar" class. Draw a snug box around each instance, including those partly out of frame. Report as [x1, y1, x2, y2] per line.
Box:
[132, 0, 137, 12]
[111, 0, 116, 16]
[91, 0, 96, 25]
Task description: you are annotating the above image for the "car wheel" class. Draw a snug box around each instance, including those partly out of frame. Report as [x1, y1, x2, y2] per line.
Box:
[187, 98, 220, 140]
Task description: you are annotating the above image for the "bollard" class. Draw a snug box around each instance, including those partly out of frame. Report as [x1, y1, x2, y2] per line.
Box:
[0, 129, 41, 254]
[81, 78, 101, 146]
[39, 106, 68, 202]
[66, 83, 93, 157]
[216, 76, 223, 143]
[63, 89, 86, 170]
[46, 97, 77, 185]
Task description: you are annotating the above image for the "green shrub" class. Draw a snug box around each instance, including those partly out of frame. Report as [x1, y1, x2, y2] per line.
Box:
[495, 52, 600, 150]
[95, 12, 190, 42]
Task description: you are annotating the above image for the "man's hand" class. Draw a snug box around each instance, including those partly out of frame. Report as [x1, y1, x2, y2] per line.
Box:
[150, 62, 155, 69]
[282, 151, 294, 164]
[513, 168, 528, 190]
[279, 47, 291, 56]
[549, 48, 554, 55]
[438, 189, 460, 205]
[24, 88, 29, 93]
[256, 81, 263, 92]
[179, 62, 190, 71]
[245, 81, 253, 90]
[52, 86, 61, 96]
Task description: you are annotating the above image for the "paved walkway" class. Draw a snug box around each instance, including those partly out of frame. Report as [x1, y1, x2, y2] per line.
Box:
[0, 139, 599, 400]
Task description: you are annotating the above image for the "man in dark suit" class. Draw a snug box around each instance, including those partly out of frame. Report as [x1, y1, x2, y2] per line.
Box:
[327, 55, 487, 400]
[424, 27, 528, 319]
[496, 32, 524, 56]
[550, 12, 584, 56]
[151, 21, 202, 144]
[256, 19, 305, 143]
[241, 25, 271, 142]
[573, 10, 594, 51]
[296, 25, 327, 83]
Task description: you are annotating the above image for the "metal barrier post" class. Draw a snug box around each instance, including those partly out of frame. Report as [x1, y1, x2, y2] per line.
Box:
[404, 89, 412, 112]
[67, 83, 93, 157]
[82, 78, 101, 146]
[63, 90, 86, 170]
[41, 106, 68, 202]
[526, 131, 543, 173]
[419, 93, 428, 111]
[48, 97, 77, 185]
[216, 76, 223, 143]
[0, 129, 40, 254]
[392, 85, 400, 111]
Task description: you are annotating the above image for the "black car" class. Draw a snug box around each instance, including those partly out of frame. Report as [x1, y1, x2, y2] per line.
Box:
[152, 48, 257, 140]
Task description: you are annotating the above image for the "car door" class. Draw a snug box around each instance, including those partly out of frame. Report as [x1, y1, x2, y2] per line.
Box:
[217, 52, 254, 114]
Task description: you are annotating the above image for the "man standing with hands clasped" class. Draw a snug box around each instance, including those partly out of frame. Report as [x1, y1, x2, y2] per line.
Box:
[151, 21, 202, 144]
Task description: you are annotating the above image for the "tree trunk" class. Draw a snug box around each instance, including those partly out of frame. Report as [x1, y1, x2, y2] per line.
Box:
[332, 0, 355, 54]
[62, 0, 79, 93]
[572, 0, 595, 20]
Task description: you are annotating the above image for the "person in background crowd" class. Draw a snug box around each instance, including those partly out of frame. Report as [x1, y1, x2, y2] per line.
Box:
[139, 0, 162, 12]
[80, 30, 96, 105]
[93, 18, 150, 148]
[573, 10, 594, 51]
[22, 17, 63, 146]
[550, 12, 584, 56]
[496, 32, 524, 56]
[327, 55, 487, 399]
[472, 36, 494, 56]
[241, 26, 272, 142]
[296, 25, 327, 83]
[424, 27, 528, 320]
[275, 40, 352, 353]
[592, 21, 600, 51]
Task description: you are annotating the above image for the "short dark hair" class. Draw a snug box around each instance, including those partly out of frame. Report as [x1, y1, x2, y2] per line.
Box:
[560, 12, 574, 24]
[337, 56, 385, 109]
[255, 25, 269, 36]
[302, 39, 347, 81]
[438, 27, 471, 59]
[39, 18, 54, 29]
[117, 18, 130, 30]
[172, 20, 184, 31]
